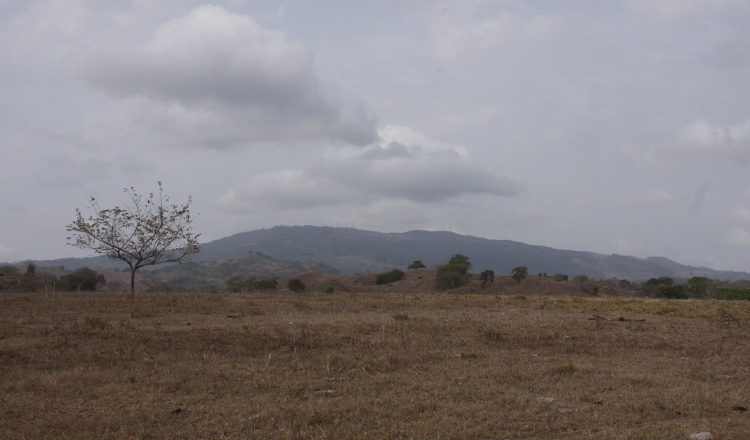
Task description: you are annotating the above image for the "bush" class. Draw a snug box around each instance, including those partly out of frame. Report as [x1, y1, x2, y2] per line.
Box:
[551, 273, 568, 283]
[376, 269, 405, 285]
[325, 286, 334, 294]
[287, 278, 306, 292]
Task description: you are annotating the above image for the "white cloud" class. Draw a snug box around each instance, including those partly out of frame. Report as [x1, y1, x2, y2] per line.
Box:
[80, 5, 378, 149]
[657, 118, 750, 162]
[218, 125, 524, 213]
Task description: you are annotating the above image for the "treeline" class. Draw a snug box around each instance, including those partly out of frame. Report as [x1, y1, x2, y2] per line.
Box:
[0, 263, 106, 293]
[631, 276, 750, 300]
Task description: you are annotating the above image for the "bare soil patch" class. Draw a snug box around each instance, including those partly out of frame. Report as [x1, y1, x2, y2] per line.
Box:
[1, 292, 749, 439]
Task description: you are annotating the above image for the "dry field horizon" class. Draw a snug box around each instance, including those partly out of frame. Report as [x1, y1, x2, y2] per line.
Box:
[1, 291, 749, 439]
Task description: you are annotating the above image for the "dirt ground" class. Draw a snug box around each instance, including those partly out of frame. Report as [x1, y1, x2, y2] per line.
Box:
[1, 291, 749, 439]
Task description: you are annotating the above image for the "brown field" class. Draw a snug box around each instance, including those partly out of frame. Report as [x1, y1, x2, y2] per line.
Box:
[1, 291, 749, 439]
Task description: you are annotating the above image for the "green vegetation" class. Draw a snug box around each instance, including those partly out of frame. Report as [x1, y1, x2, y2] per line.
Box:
[375, 269, 405, 285]
[479, 269, 494, 288]
[511, 266, 528, 285]
[287, 278, 306, 292]
[253, 278, 278, 291]
[66, 182, 200, 298]
[551, 273, 568, 283]
[407, 260, 426, 269]
[436, 254, 472, 290]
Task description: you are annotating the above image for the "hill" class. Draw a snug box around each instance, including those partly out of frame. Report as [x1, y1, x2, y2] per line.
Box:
[20, 225, 750, 282]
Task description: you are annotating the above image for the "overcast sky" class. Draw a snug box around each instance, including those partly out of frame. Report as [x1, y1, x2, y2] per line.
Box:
[2, 0, 750, 271]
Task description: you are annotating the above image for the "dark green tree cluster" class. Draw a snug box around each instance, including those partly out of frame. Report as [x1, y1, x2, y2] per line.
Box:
[1, 264, 105, 293]
[407, 260, 426, 269]
[511, 266, 528, 285]
[225, 275, 278, 292]
[436, 254, 472, 290]
[287, 278, 306, 292]
[479, 270, 494, 288]
[376, 269, 405, 285]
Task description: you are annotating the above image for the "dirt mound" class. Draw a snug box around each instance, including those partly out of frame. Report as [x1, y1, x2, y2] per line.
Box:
[278, 269, 644, 297]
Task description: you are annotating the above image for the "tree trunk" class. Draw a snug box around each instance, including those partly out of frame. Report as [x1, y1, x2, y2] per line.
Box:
[130, 267, 136, 299]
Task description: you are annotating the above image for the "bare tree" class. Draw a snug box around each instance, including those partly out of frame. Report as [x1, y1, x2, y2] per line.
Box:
[66, 182, 200, 298]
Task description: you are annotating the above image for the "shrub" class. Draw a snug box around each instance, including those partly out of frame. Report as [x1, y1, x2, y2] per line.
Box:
[287, 278, 306, 292]
[325, 286, 334, 294]
[376, 269, 405, 285]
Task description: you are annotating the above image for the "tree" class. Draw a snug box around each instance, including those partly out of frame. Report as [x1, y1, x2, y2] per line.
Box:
[376, 269, 405, 285]
[436, 254, 472, 290]
[288, 278, 306, 292]
[573, 275, 589, 287]
[686, 276, 711, 298]
[408, 260, 426, 269]
[66, 182, 200, 298]
[551, 273, 569, 283]
[479, 270, 495, 288]
[59, 267, 105, 292]
[511, 266, 528, 285]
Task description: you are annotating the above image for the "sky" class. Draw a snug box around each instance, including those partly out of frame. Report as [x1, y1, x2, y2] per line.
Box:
[2, 0, 750, 272]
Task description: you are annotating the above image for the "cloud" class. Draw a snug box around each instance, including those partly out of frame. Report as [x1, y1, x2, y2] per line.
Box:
[0, 243, 13, 259]
[657, 119, 750, 162]
[689, 181, 712, 214]
[80, 5, 378, 149]
[728, 227, 750, 248]
[218, 125, 524, 213]
[634, 188, 680, 207]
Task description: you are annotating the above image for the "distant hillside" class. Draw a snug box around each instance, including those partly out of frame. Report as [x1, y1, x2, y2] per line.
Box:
[192, 226, 750, 281]
[20, 225, 750, 281]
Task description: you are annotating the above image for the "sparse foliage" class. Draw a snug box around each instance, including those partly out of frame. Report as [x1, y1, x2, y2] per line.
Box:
[479, 270, 495, 288]
[511, 266, 528, 285]
[66, 182, 200, 298]
[573, 275, 589, 287]
[551, 273, 569, 283]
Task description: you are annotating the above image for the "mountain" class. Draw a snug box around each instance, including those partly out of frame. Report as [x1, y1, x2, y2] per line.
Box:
[20, 225, 750, 281]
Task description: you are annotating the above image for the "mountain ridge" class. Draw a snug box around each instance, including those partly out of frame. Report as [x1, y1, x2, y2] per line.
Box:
[15, 225, 749, 282]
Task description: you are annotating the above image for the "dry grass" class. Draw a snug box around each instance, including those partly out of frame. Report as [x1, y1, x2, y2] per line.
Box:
[1, 292, 749, 439]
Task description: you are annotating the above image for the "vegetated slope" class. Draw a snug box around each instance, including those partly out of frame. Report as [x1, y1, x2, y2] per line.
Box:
[22, 225, 750, 281]
[274, 268, 643, 298]
[101, 253, 339, 292]
[193, 226, 748, 281]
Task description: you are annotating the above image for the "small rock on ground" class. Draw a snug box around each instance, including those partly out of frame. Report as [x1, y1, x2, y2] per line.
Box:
[688, 432, 713, 440]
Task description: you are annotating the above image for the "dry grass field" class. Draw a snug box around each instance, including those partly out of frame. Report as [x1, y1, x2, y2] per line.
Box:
[1, 291, 749, 439]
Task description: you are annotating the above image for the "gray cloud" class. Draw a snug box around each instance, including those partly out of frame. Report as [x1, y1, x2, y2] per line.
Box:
[80, 5, 378, 148]
[218, 125, 524, 213]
